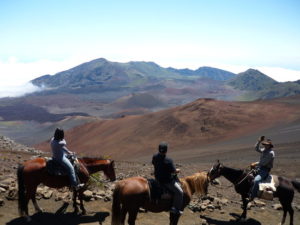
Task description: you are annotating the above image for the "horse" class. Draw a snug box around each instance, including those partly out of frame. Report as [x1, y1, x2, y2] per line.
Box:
[111, 171, 209, 225]
[208, 160, 300, 225]
[17, 156, 116, 219]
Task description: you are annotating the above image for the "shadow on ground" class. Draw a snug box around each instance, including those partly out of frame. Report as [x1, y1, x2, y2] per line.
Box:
[6, 202, 110, 225]
[201, 214, 262, 225]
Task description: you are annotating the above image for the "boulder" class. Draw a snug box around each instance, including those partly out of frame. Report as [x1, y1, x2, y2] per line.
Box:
[83, 190, 93, 201]
[55, 192, 70, 201]
[254, 199, 266, 207]
[0, 187, 6, 193]
[6, 188, 17, 200]
[272, 203, 282, 210]
[43, 190, 53, 199]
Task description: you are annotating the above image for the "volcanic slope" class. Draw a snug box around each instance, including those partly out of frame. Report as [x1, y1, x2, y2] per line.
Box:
[35, 97, 300, 160]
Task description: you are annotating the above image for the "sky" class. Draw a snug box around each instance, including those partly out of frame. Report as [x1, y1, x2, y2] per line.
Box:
[0, 0, 300, 97]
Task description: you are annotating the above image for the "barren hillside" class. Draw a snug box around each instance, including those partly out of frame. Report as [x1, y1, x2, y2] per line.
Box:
[35, 98, 300, 160]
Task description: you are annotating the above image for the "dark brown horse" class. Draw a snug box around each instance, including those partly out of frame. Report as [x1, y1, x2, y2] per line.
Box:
[17, 156, 116, 219]
[209, 160, 300, 225]
[111, 172, 209, 225]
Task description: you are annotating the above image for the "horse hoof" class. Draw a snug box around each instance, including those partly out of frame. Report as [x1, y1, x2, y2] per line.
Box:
[237, 217, 246, 222]
[37, 208, 44, 213]
[25, 216, 32, 223]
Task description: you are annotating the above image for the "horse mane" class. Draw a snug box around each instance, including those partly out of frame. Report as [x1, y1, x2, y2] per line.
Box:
[181, 172, 209, 195]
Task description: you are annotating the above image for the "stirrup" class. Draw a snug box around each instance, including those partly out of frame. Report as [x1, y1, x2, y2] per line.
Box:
[170, 207, 182, 215]
[73, 183, 85, 191]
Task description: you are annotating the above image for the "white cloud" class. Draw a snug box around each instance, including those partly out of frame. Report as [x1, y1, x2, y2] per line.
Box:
[0, 82, 43, 98]
[252, 67, 300, 82]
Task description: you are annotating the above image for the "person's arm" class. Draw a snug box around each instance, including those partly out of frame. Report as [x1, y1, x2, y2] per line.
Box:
[169, 159, 177, 174]
[62, 146, 73, 155]
[255, 136, 265, 153]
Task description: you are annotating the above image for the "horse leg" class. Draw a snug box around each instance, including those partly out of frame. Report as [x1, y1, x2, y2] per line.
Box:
[169, 212, 181, 225]
[278, 191, 294, 225]
[29, 186, 43, 213]
[288, 206, 294, 225]
[127, 209, 138, 225]
[78, 190, 87, 215]
[279, 204, 294, 225]
[72, 190, 79, 214]
[121, 207, 127, 225]
[280, 207, 287, 225]
[239, 195, 248, 221]
[32, 197, 43, 213]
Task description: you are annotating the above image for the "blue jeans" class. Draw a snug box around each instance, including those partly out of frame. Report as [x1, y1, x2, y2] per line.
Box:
[250, 167, 269, 199]
[55, 155, 78, 187]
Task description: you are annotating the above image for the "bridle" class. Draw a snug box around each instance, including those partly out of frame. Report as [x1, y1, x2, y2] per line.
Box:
[209, 163, 254, 188]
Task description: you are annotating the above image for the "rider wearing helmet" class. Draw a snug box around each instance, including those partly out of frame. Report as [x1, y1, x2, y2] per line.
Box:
[51, 128, 84, 191]
[152, 142, 183, 215]
[249, 136, 275, 201]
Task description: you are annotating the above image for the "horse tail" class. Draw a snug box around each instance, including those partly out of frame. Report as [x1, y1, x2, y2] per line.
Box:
[291, 179, 300, 193]
[111, 183, 122, 225]
[17, 164, 27, 216]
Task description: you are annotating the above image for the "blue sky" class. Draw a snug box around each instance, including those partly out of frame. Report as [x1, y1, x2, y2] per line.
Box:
[0, 0, 300, 96]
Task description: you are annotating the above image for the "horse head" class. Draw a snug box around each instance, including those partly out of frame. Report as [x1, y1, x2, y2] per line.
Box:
[80, 157, 116, 181]
[102, 160, 116, 181]
[208, 160, 223, 181]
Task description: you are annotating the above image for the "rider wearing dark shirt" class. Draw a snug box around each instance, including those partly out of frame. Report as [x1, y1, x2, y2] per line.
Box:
[152, 151, 176, 183]
[152, 142, 183, 215]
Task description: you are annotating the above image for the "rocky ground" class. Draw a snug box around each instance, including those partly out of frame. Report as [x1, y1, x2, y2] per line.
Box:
[1, 135, 300, 225]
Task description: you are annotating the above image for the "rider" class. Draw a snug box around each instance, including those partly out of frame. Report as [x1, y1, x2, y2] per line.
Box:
[51, 128, 84, 191]
[249, 135, 275, 201]
[152, 142, 183, 215]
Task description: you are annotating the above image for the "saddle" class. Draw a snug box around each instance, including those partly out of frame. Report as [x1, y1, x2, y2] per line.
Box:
[147, 179, 173, 202]
[45, 156, 80, 176]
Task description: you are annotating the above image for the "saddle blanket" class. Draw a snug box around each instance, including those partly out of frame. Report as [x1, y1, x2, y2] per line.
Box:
[258, 175, 278, 200]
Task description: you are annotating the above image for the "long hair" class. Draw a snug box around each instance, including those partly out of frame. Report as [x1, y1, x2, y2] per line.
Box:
[54, 128, 64, 141]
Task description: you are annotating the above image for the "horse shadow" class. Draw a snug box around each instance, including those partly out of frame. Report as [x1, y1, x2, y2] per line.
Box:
[200, 214, 262, 225]
[6, 202, 110, 225]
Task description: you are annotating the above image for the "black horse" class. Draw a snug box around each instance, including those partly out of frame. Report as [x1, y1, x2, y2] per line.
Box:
[208, 160, 300, 225]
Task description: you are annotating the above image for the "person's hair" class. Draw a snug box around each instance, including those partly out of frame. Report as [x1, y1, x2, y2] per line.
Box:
[54, 128, 64, 141]
[158, 142, 168, 153]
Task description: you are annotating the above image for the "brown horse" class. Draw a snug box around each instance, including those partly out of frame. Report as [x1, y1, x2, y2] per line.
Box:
[17, 156, 116, 219]
[111, 172, 209, 225]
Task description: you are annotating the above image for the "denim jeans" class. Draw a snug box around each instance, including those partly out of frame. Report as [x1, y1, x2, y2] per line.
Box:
[250, 167, 269, 199]
[56, 154, 78, 187]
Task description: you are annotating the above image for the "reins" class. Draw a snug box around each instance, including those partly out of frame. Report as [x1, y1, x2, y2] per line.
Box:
[234, 169, 254, 186]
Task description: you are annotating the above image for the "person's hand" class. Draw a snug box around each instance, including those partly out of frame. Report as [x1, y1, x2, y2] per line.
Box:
[258, 136, 265, 142]
[250, 162, 258, 169]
